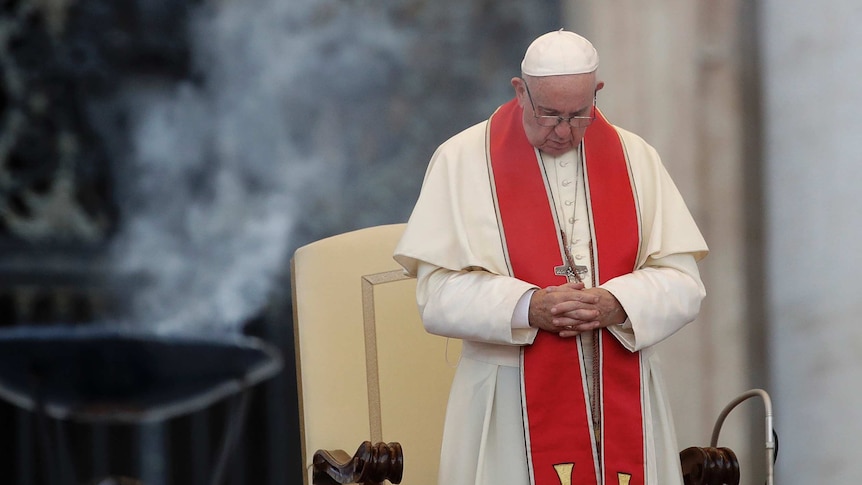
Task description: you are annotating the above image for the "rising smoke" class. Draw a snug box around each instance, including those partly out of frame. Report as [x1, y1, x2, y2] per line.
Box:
[106, 0, 409, 334]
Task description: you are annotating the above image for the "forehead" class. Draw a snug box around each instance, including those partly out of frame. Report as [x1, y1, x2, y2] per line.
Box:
[527, 73, 596, 110]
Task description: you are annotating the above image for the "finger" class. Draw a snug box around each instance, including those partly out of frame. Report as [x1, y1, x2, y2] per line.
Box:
[553, 315, 600, 329]
[557, 291, 601, 304]
[551, 316, 599, 331]
[560, 282, 586, 291]
[550, 300, 599, 316]
[557, 320, 600, 337]
[552, 306, 601, 321]
[551, 316, 578, 327]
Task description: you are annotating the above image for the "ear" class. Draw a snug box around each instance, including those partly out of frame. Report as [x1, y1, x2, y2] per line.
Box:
[595, 81, 606, 92]
[511, 77, 527, 106]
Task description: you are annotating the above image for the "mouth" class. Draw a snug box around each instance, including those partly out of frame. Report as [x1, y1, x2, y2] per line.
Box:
[544, 139, 572, 151]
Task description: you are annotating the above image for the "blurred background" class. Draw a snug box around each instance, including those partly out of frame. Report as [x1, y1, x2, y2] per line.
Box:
[1, 0, 860, 484]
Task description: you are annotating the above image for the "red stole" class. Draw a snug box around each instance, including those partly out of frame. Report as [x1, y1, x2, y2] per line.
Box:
[487, 98, 645, 485]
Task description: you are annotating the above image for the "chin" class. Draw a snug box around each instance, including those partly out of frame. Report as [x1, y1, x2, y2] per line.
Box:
[540, 145, 575, 157]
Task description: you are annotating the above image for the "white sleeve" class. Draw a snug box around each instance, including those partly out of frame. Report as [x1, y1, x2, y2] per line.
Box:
[600, 252, 705, 351]
[415, 262, 539, 345]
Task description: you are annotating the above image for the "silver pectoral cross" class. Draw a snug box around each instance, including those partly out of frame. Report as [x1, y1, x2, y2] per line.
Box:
[557, 229, 588, 283]
[554, 263, 588, 283]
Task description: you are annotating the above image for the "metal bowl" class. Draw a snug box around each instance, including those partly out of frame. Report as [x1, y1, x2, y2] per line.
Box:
[0, 325, 283, 423]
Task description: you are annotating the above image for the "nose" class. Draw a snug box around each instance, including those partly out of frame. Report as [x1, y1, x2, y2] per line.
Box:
[553, 121, 574, 138]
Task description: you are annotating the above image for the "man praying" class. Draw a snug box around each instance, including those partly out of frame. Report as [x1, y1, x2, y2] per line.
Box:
[395, 30, 708, 485]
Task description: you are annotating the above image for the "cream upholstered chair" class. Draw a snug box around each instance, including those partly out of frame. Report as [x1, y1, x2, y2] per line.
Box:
[291, 223, 460, 485]
[291, 224, 747, 485]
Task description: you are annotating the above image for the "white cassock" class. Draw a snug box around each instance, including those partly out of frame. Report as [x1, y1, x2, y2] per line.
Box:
[394, 117, 708, 485]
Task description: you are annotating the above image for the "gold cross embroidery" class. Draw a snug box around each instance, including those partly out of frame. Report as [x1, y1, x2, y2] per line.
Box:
[553, 463, 574, 485]
[553, 463, 631, 484]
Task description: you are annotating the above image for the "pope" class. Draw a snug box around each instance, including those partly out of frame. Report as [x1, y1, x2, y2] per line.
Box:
[395, 29, 708, 485]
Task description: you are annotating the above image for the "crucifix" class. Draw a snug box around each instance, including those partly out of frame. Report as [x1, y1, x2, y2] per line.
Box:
[554, 230, 588, 283]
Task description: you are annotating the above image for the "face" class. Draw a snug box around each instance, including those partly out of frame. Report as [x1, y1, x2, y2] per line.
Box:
[511, 74, 602, 157]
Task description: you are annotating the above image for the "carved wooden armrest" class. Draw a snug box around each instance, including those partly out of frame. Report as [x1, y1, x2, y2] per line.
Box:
[312, 441, 403, 485]
[679, 446, 740, 485]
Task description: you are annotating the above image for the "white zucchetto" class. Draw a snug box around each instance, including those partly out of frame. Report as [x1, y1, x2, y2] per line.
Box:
[521, 29, 599, 77]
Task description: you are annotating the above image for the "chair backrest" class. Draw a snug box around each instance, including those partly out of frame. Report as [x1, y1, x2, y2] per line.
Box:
[291, 223, 460, 485]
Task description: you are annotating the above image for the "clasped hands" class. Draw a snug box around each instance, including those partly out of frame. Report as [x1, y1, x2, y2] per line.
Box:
[528, 282, 627, 338]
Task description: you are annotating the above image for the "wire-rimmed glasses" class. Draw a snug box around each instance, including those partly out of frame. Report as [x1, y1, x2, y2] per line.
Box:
[523, 81, 596, 129]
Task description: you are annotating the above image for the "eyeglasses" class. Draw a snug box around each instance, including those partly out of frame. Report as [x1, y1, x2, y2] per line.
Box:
[523, 81, 596, 128]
